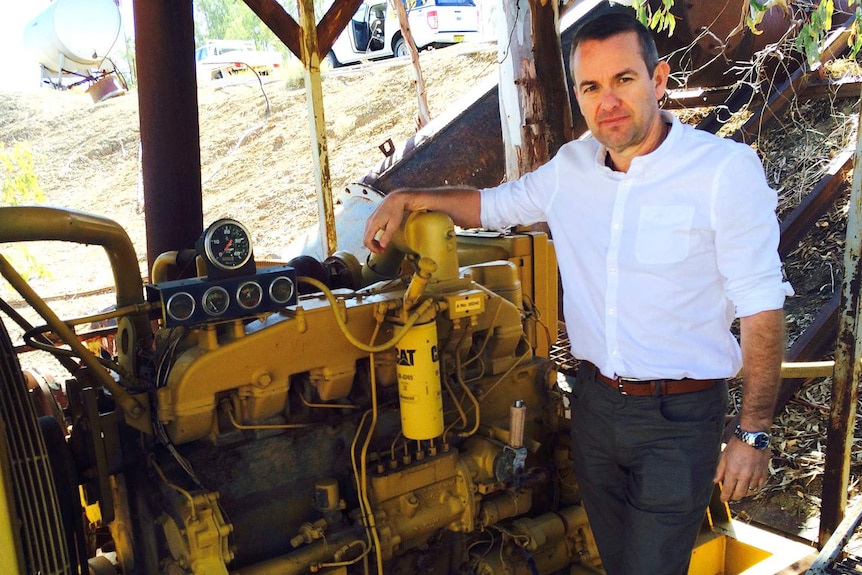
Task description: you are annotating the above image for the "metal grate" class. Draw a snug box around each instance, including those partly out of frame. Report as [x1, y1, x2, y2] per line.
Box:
[0, 317, 71, 575]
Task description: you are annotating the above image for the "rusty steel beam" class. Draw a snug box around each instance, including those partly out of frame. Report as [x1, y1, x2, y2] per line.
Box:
[666, 87, 736, 110]
[134, 0, 203, 278]
[243, 0, 302, 59]
[695, 84, 756, 134]
[650, 0, 798, 89]
[779, 149, 853, 258]
[244, 0, 364, 61]
[820, 101, 862, 547]
[299, 0, 337, 257]
[803, 76, 862, 101]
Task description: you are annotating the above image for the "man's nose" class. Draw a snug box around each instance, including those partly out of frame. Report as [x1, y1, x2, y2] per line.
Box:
[600, 89, 621, 108]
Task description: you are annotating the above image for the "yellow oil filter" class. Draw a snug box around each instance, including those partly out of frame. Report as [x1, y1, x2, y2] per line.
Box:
[395, 319, 443, 440]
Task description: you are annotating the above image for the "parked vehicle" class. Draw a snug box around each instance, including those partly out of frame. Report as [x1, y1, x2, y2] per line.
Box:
[195, 39, 284, 82]
[328, 0, 480, 67]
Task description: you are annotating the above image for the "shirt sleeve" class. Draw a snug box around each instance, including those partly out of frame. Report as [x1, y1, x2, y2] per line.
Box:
[480, 155, 560, 230]
[711, 145, 794, 317]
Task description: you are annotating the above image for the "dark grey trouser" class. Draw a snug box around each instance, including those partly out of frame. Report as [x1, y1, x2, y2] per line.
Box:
[570, 364, 728, 575]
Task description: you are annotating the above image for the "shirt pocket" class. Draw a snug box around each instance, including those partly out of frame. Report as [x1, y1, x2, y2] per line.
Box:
[635, 205, 696, 264]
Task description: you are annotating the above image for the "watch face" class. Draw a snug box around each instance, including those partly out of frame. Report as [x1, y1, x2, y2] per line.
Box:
[752, 433, 770, 450]
[735, 426, 770, 450]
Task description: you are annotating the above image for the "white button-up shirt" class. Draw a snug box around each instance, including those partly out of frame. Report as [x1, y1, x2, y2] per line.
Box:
[480, 112, 793, 380]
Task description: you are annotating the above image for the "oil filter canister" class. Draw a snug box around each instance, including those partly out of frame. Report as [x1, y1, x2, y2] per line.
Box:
[394, 319, 443, 440]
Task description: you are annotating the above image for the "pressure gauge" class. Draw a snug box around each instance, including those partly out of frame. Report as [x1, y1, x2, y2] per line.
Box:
[237, 281, 263, 310]
[166, 292, 195, 322]
[198, 219, 255, 278]
[269, 275, 296, 305]
[202, 286, 230, 316]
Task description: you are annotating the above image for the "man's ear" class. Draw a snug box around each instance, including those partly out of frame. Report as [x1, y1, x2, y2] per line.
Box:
[653, 60, 671, 101]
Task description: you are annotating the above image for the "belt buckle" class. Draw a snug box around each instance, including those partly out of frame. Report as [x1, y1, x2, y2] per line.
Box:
[617, 377, 642, 396]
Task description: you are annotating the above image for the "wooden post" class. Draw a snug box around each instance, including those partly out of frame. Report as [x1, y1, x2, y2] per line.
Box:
[497, 0, 573, 180]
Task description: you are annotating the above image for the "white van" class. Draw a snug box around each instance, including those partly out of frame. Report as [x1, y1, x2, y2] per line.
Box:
[328, 0, 480, 67]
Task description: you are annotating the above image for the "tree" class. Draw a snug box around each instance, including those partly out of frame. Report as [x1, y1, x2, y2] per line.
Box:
[1, 143, 46, 281]
[1, 144, 43, 207]
[194, 0, 329, 50]
[628, 0, 862, 67]
[195, 0, 283, 48]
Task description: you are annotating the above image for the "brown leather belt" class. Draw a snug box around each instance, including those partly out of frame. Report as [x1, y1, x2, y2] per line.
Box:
[582, 361, 720, 397]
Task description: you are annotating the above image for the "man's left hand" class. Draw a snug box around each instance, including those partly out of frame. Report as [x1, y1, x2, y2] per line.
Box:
[714, 439, 770, 502]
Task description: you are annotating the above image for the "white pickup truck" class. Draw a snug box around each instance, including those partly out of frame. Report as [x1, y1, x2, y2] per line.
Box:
[195, 40, 284, 82]
[328, 0, 480, 67]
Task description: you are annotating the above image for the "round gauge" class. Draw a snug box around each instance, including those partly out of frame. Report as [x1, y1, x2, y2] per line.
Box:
[236, 281, 263, 310]
[269, 276, 295, 305]
[202, 286, 230, 316]
[166, 292, 195, 322]
[203, 219, 253, 271]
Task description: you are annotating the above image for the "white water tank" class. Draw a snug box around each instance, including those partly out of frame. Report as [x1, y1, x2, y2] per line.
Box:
[23, 0, 121, 74]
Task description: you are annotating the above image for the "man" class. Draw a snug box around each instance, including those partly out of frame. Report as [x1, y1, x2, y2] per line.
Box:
[363, 9, 792, 575]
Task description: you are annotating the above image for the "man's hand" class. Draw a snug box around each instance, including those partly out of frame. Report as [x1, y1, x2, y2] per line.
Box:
[714, 438, 770, 501]
[364, 192, 408, 254]
[363, 187, 483, 254]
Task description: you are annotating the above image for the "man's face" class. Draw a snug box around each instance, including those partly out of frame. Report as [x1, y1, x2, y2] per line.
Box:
[572, 31, 669, 158]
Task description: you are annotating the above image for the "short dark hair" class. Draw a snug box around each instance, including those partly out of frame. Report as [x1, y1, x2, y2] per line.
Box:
[570, 12, 660, 78]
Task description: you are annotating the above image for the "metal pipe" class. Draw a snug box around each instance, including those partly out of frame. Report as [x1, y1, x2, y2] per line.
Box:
[0, 207, 144, 311]
[229, 528, 364, 575]
[133, 0, 204, 278]
[780, 361, 834, 379]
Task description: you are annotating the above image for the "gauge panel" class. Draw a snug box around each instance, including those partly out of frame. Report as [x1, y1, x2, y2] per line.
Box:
[146, 264, 297, 328]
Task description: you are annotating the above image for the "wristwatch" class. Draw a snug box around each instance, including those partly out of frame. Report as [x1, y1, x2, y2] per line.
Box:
[734, 425, 771, 450]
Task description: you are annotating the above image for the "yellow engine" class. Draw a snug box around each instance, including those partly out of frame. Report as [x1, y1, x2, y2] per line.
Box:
[0, 206, 607, 575]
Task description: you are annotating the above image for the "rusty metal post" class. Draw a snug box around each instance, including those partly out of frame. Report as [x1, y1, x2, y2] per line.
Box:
[133, 0, 203, 278]
[298, 0, 337, 258]
[820, 90, 862, 547]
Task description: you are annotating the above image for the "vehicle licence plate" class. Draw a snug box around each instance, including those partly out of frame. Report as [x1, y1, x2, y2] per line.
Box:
[454, 35, 464, 43]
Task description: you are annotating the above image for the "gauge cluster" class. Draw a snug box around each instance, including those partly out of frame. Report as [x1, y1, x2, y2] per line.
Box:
[146, 265, 297, 328]
[147, 219, 297, 328]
